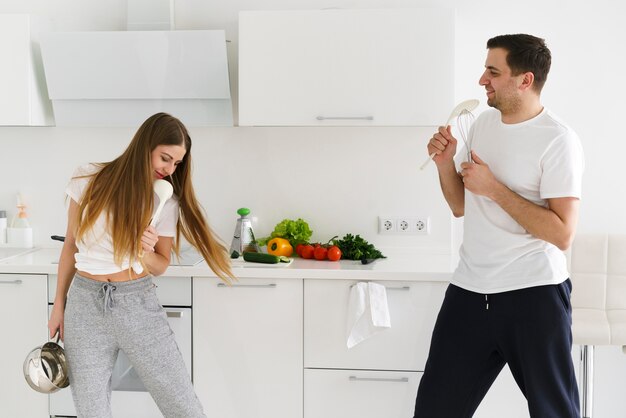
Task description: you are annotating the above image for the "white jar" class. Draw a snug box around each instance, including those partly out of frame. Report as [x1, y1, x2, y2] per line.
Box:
[7, 227, 33, 248]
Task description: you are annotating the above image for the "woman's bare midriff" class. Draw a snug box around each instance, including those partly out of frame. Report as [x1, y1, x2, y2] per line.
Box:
[78, 269, 148, 282]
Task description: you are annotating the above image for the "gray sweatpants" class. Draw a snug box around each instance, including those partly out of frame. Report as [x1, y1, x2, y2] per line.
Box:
[64, 273, 206, 418]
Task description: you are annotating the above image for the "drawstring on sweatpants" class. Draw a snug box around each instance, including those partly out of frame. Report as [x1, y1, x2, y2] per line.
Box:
[485, 294, 489, 310]
[98, 283, 117, 314]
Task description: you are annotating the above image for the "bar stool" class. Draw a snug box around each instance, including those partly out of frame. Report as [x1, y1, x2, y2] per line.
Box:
[569, 233, 626, 418]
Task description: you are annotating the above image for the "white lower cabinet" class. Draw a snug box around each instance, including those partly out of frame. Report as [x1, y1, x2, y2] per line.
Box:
[193, 277, 303, 418]
[304, 279, 446, 418]
[0, 274, 48, 417]
[304, 369, 421, 418]
[304, 279, 447, 370]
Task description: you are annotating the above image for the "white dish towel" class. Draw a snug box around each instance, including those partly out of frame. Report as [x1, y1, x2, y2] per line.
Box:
[346, 281, 391, 348]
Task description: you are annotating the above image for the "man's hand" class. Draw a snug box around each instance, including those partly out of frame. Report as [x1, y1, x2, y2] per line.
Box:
[459, 151, 500, 197]
[428, 126, 458, 166]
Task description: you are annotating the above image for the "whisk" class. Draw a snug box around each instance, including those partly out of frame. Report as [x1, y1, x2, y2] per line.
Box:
[420, 99, 479, 170]
[456, 108, 475, 163]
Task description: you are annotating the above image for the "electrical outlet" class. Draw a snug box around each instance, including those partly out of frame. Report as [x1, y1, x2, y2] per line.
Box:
[413, 217, 430, 234]
[379, 215, 430, 235]
[378, 217, 395, 234]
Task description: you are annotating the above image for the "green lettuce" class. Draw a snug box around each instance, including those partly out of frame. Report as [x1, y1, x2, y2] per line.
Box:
[257, 218, 313, 248]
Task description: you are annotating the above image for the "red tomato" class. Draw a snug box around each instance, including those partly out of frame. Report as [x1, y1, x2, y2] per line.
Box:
[301, 245, 315, 259]
[327, 246, 342, 261]
[314, 246, 328, 260]
[296, 243, 305, 257]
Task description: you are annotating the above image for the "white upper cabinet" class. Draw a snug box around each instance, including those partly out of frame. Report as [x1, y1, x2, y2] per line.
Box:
[238, 8, 454, 126]
[0, 15, 53, 126]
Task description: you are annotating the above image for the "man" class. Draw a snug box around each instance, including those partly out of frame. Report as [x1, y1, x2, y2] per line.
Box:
[414, 34, 584, 417]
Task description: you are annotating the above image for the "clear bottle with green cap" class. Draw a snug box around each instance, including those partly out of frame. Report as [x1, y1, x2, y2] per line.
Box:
[229, 207, 259, 258]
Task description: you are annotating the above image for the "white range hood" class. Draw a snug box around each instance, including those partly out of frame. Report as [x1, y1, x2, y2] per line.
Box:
[40, 30, 233, 127]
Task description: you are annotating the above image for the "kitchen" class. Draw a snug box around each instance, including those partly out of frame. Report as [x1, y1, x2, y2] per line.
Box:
[1, 0, 625, 417]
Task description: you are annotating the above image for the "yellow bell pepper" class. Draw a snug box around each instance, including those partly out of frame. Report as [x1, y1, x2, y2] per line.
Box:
[267, 237, 293, 257]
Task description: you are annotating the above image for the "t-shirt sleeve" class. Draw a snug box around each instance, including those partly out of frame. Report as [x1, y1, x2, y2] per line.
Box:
[66, 164, 98, 203]
[155, 196, 179, 237]
[540, 130, 585, 199]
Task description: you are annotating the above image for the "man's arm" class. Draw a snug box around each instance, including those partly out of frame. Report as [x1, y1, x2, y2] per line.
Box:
[428, 126, 466, 217]
[437, 161, 466, 218]
[461, 151, 579, 251]
[490, 188, 579, 251]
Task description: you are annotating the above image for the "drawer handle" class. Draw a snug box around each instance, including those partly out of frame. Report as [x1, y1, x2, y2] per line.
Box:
[316, 115, 374, 121]
[349, 376, 409, 383]
[166, 311, 184, 318]
[217, 283, 277, 289]
[0, 279, 23, 285]
[350, 284, 410, 291]
[386, 286, 410, 291]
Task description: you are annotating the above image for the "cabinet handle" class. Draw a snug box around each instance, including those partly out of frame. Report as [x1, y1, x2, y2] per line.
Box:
[351, 283, 410, 291]
[349, 376, 409, 383]
[166, 311, 184, 318]
[316, 116, 374, 121]
[217, 283, 277, 289]
[0, 279, 23, 285]
[386, 286, 410, 291]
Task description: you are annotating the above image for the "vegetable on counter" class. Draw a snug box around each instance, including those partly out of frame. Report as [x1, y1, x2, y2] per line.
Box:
[267, 237, 293, 257]
[243, 252, 291, 264]
[296, 238, 342, 262]
[327, 245, 342, 261]
[313, 246, 328, 260]
[300, 244, 315, 259]
[332, 234, 385, 261]
[257, 218, 313, 249]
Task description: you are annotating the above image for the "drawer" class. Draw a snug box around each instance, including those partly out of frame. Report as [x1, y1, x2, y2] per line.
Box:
[304, 369, 420, 418]
[304, 279, 446, 371]
[48, 275, 192, 306]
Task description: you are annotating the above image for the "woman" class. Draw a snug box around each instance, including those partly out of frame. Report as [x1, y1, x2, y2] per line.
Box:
[48, 112, 234, 418]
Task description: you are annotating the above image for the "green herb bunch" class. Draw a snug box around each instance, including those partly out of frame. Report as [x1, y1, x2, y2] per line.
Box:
[332, 234, 385, 261]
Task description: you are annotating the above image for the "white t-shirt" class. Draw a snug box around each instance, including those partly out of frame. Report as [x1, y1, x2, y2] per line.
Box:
[66, 164, 179, 275]
[452, 108, 584, 294]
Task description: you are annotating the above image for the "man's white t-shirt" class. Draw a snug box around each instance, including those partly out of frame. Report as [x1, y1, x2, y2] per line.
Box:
[66, 164, 179, 275]
[451, 108, 584, 294]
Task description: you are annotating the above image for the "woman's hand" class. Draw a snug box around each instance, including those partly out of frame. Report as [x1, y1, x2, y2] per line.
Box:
[141, 225, 159, 253]
[48, 303, 65, 341]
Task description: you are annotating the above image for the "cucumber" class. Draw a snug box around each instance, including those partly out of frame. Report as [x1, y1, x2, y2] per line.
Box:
[243, 252, 290, 264]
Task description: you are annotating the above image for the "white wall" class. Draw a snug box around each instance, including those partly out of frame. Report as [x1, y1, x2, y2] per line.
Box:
[1, 0, 626, 417]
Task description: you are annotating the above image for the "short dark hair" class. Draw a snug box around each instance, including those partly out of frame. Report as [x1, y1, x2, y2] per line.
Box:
[487, 34, 551, 93]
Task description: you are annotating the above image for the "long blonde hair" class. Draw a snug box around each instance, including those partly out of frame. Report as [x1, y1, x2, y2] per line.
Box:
[75, 113, 234, 283]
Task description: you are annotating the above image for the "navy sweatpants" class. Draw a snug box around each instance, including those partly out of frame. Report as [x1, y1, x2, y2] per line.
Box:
[414, 280, 580, 418]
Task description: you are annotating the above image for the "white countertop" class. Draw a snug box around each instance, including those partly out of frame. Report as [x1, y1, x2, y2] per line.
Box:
[0, 247, 454, 281]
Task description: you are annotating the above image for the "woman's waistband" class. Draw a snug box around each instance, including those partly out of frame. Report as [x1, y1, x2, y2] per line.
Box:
[73, 272, 154, 294]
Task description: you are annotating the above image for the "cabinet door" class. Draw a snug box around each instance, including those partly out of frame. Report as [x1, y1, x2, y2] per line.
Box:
[0, 274, 48, 417]
[193, 277, 303, 418]
[0, 15, 53, 126]
[305, 369, 420, 418]
[239, 9, 454, 126]
[304, 279, 446, 371]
